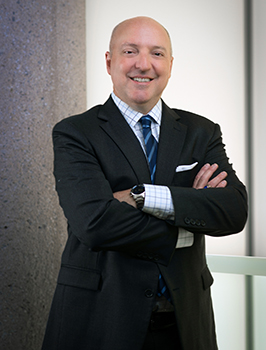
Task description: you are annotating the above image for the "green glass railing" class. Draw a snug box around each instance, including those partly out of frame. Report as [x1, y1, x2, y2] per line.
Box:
[206, 255, 266, 350]
[207, 255, 266, 276]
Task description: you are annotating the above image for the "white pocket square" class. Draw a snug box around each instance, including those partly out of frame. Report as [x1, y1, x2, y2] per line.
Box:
[175, 162, 198, 173]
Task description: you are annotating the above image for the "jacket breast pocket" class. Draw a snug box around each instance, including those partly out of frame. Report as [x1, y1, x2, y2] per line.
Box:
[57, 265, 101, 291]
[172, 167, 199, 187]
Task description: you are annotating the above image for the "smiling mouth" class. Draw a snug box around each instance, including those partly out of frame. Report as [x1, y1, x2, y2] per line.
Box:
[131, 77, 153, 82]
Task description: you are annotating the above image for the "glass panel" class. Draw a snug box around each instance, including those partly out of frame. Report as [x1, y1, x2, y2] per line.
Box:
[253, 276, 266, 350]
[211, 273, 246, 350]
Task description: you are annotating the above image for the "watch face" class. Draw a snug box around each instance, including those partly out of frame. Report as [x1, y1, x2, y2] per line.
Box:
[132, 184, 145, 194]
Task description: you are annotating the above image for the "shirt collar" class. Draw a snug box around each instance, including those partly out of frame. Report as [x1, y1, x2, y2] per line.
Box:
[111, 92, 162, 128]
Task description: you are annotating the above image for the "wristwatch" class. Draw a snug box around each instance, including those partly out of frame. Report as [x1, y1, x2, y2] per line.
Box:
[130, 184, 145, 209]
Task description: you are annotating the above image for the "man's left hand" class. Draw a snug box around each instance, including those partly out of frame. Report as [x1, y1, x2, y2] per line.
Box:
[113, 189, 137, 208]
[193, 163, 228, 189]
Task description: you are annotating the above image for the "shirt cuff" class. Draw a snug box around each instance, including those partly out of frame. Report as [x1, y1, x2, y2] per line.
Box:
[142, 184, 175, 220]
[175, 228, 194, 248]
[142, 184, 194, 249]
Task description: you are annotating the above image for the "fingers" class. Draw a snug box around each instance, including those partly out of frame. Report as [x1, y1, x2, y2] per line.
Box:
[193, 163, 210, 188]
[113, 189, 137, 207]
[193, 163, 228, 189]
[216, 180, 227, 188]
[193, 163, 217, 189]
[208, 171, 228, 188]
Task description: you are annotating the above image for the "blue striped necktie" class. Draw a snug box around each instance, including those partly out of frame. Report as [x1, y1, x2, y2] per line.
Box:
[140, 115, 158, 183]
[140, 115, 171, 301]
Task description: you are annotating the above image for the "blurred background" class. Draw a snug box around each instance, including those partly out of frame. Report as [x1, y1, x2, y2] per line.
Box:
[1, 0, 265, 349]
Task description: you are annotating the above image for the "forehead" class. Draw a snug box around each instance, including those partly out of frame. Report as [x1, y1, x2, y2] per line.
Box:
[111, 20, 171, 52]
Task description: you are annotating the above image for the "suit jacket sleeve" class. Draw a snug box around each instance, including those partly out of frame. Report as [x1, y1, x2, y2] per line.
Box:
[167, 115, 247, 235]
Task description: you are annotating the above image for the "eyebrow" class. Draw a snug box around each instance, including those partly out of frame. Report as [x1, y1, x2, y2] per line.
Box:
[121, 42, 167, 52]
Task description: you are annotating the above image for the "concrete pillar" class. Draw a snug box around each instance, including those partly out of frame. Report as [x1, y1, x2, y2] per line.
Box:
[0, 1, 86, 349]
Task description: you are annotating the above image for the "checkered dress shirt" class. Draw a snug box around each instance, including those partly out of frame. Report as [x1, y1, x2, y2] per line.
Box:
[111, 93, 194, 248]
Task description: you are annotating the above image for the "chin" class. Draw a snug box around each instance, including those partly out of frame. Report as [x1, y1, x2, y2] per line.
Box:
[130, 94, 151, 105]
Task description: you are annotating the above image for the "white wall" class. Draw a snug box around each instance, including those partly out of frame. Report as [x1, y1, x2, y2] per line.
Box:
[253, 0, 266, 258]
[252, 2, 266, 349]
[86, 0, 246, 256]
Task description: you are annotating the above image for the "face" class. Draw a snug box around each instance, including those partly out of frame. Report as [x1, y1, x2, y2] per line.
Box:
[106, 18, 173, 114]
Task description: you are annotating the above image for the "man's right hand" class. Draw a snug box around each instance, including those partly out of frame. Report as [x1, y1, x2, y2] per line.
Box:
[193, 163, 227, 189]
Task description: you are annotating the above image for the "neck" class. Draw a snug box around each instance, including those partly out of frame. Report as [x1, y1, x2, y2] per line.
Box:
[114, 95, 159, 115]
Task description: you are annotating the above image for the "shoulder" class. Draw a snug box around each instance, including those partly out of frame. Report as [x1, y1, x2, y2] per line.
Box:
[53, 96, 121, 135]
[162, 102, 222, 142]
[173, 108, 216, 128]
[162, 100, 215, 125]
[51, 105, 105, 149]
[54, 104, 102, 132]
[166, 104, 221, 137]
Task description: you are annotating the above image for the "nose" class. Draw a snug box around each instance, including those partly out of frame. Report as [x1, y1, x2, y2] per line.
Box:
[135, 52, 152, 71]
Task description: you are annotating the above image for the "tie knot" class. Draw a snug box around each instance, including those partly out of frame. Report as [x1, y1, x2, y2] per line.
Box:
[140, 115, 152, 129]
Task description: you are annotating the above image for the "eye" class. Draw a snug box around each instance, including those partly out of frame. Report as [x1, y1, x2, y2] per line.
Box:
[154, 52, 164, 57]
[123, 49, 136, 55]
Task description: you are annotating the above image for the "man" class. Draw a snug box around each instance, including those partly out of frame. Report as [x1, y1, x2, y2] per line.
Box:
[42, 17, 247, 350]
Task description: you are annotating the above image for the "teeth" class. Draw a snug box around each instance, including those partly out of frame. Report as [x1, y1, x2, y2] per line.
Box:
[133, 78, 151, 82]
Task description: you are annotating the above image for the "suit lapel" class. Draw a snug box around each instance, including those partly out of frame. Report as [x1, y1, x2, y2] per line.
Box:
[98, 97, 152, 184]
[155, 102, 187, 185]
[98, 97, 187, 186]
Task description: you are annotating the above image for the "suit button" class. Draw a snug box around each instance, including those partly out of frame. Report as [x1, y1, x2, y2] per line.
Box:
[190, 218, 196, 225]
[145, 289, 154, 298]
[137, 251, 143, 258]
[154, 255, 159, 261]
[195, 219, 201, 226]
[201, 220, 206, 227]
[184, 217, 190, 225]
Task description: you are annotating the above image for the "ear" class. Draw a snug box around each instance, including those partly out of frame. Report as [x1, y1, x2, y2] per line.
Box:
[105, 51, 111, 75]
[169, 56, 174, 79]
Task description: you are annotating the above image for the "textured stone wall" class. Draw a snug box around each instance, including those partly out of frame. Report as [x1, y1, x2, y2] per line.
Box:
[0, 1, 86, 349]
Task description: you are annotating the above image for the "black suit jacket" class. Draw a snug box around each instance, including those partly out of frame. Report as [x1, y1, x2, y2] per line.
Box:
[42, 97, 247, 350]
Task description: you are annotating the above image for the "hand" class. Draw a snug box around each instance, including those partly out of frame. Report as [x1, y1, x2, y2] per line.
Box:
[113, 189, 137, 208]
[193, 163, 227, 189]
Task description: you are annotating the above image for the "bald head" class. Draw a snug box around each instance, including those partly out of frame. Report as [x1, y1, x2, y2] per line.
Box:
[109, 16, 173, 57]
[105, 16, 174, 113]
